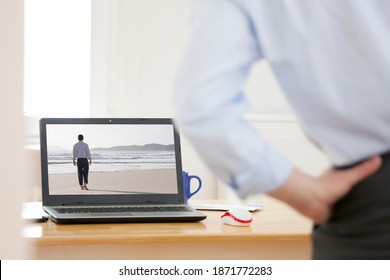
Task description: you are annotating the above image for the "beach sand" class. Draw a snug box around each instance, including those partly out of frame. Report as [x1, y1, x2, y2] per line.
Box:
[48, 169, 177, 195]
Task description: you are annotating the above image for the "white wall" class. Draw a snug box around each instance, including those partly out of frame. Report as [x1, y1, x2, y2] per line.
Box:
[90, 0, 328, 199]
[0, 0, 30, 259]
[90, 0, 191, 118]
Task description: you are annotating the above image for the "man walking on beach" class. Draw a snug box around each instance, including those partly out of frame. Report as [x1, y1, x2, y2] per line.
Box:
[73, 134, 92, 190]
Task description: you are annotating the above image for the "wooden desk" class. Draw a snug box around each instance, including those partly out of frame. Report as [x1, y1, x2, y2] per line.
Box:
[24, 196, 312, 259]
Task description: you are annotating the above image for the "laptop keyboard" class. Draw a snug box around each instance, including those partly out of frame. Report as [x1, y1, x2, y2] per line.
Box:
[54, 206, 191, 214]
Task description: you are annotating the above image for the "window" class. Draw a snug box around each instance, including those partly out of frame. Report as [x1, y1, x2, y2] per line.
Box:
[24, 0, 91, 117]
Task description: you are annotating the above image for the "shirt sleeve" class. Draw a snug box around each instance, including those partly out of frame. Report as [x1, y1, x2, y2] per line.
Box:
[72, 144, 76, 161]
[174, 0, 293, 198]
[86, 144, 91, 160]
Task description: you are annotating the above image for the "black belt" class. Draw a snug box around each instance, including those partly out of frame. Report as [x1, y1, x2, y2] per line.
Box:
[381, 151, 390, 161]
[336, 150, 390, 170]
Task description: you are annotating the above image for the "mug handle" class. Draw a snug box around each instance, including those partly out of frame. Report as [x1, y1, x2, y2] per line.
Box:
[187, 175, 202, 198]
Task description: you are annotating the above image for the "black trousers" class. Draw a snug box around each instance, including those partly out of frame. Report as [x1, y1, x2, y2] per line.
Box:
[312, 153, 390, 259]
[76, 158, 89, 186]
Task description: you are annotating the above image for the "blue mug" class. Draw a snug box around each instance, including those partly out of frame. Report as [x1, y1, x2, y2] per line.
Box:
[182, 171, 202, 203]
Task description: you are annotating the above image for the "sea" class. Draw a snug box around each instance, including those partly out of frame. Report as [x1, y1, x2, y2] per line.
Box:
[48, 150, 176, 174]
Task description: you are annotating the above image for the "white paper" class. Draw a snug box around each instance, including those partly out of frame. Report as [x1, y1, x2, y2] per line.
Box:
[189, 203, 263, 212]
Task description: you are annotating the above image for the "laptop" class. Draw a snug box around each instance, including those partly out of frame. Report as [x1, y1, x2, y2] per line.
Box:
[39, 118, 206, 223]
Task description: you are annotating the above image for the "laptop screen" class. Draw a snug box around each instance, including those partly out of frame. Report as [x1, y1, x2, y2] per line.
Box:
[40, 118, 184, 206]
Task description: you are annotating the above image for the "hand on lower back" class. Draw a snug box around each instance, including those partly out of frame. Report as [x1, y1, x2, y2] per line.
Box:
[269, 156, 382, 224]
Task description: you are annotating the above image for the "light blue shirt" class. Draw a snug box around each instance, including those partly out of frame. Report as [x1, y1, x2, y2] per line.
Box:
[174, 0, 390, 198]
[73, 141, 91, 160]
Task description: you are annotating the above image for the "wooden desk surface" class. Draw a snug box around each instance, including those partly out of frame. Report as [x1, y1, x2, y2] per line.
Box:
[24, 196, 313, 259]
[25, 196, 311, 245]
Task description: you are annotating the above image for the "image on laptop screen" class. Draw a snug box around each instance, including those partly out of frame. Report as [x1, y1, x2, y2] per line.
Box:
[46, 123, 177, 196]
